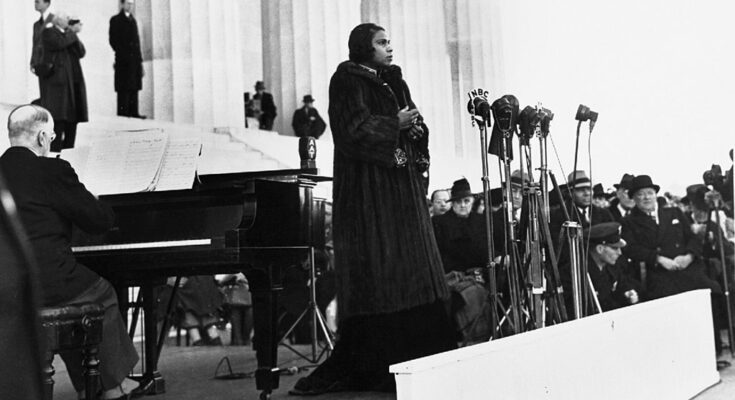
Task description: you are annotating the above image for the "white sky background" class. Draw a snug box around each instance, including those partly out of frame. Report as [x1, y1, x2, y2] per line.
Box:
[495, 0, 734, 196]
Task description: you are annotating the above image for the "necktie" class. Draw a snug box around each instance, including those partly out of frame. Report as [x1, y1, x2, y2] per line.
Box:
[649, 211, 657, 224]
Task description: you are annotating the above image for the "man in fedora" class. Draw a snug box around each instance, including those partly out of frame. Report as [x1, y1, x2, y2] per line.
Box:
[550, 170, 614, 249]
[247, 80, 277, 130]
[608, 173, 636, 223]
[292, 94, 327, 139]
[621, 175, 727, 353]
[432, 178, 491, 342]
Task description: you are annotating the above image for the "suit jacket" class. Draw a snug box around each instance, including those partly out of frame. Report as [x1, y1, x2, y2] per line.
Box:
[109, 11, 143, 92]
[31, 13, 54, 68]
[292, 107, 326, 138]
[40, 27, 88, 123]
[0, 147, 114, 306]
[607, 198, 632, 224]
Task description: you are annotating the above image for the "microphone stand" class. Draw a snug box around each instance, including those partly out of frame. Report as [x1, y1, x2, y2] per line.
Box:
[500, 131, 524, 333]
[711, 201, 735, 357]
[474, 116, 500, 339]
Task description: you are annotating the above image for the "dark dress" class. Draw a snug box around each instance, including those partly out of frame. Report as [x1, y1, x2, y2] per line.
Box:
[296, 61, 455, 393]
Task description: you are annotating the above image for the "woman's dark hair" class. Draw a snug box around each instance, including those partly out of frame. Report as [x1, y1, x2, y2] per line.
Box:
[348, 23, 385, 63]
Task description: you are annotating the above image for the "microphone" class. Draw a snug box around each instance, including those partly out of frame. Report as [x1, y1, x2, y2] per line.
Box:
[575, 104, 599, 131]
[467, 96, 492, 122]
[491, 94, 519, 135]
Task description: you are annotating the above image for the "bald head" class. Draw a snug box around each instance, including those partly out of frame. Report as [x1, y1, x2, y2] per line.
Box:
[7, 104, 54, 154]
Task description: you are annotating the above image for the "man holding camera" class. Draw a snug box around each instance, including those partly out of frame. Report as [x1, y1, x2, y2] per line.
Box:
[39, 11, 87, 152]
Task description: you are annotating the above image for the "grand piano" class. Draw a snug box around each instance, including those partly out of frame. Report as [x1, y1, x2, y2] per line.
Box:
[72, 168, 330, 399]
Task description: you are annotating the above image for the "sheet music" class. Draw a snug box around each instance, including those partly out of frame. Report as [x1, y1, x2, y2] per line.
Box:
[80, 130, 168, 195]
[153, 135, 202, 191]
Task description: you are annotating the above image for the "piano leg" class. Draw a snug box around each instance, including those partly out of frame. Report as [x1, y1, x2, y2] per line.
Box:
[134, 284, 166, 395]
[248, 266, 284, 399]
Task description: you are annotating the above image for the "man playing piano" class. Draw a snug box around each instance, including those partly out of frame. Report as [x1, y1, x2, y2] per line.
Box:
[0, 104, 140, 400]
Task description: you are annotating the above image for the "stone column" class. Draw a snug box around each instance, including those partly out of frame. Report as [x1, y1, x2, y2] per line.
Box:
[261, 0, 360, 136]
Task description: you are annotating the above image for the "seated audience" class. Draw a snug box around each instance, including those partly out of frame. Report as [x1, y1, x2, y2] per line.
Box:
[621, 175, 727, 354]
[0, 104, 139, 400]
[432, 178, 491, 342]
[582, 222, 642, 311]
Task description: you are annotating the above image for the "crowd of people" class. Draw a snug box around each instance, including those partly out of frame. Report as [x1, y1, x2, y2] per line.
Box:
[429, 164, 734, 357]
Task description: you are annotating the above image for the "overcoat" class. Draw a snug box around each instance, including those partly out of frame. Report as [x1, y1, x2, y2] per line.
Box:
[622, 206, 721, 299]
[292, 107, 326, 138]
[31, 12, 54, 69]
[40, 27, 88, 123]
[328, 61, 447, 318]
[432, 210, 489, 273]
[109, 11, 143, 92]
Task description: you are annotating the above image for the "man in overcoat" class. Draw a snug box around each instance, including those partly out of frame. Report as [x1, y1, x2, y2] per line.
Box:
[292, 94, 326, 138]
[621, 174, 727, 355]
[39, 12, 87, 152]
[109, 0, 144, 118]
[251, 81, 277, 130]
[30, 0, 54, 90]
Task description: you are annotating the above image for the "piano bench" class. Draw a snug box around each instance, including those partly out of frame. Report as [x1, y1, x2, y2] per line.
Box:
[39, 302, 105, 400]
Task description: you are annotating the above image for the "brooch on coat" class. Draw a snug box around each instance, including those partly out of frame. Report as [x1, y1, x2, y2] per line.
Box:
[394, 148, 408, 167]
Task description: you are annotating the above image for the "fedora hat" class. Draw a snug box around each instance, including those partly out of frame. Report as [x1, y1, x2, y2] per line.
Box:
[449, 178, 473, 201]
[627, 174, 660, 196]
[302, 94, 315, 103]
[613, 173, 635, 190]
[567, 170, 591, 189]
[592, 183, 606, 199]
[684, 183, 708, 210]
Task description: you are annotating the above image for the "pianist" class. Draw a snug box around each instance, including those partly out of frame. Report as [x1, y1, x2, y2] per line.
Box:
[0, 104, 140, 400]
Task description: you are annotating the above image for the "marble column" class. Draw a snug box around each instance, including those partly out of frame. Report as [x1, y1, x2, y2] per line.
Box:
[445, 0, 506, 165]
[261, 0, 360, 136]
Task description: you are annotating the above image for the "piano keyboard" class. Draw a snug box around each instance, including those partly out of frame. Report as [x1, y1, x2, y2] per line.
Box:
[72, 238, 212, 253]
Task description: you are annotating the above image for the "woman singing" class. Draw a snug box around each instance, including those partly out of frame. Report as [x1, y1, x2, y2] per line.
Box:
[290, 23, 456, 396]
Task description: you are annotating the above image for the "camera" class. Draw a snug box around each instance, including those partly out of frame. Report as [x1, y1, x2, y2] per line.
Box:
[703, 164, 724, 187]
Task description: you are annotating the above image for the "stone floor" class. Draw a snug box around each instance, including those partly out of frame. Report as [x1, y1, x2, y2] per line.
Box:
[49, 336, 735, 400]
